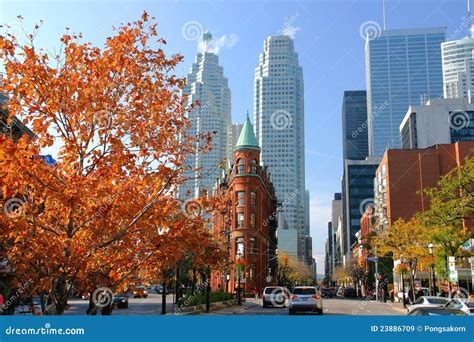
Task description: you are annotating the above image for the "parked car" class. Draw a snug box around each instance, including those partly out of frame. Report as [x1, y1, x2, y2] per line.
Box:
[321, 287, 335, 298]
[133, 286, 148, 298]
[343, 287, 357, 298]
[407, 296, 449, 313]
[445, 299, 474, 315]
[14, 296, 42, 315]
[289, 286, 323, 315]
[408, 306, 467, 316]
[113, 293, 129, 309]
[154, 285, 167, 294]
[262, 286, 290, 308]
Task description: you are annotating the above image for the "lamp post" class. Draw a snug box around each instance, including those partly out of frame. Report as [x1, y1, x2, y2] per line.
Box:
[400, 257, 407, 308]
[236, 251, 244, 306]
[428, 243, 437, 296]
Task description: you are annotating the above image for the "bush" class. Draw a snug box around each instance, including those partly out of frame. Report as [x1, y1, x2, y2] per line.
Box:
[178, 290, 234, 307]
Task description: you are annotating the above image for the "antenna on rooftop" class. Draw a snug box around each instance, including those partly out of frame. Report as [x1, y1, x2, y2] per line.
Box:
[382, 0, 387, 30]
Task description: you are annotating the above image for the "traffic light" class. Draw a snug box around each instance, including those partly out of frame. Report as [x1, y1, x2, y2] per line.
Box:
[283, 255, 288, 266]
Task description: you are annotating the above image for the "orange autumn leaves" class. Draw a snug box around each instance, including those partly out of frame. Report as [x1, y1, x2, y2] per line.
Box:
[0, 12, 224, 311]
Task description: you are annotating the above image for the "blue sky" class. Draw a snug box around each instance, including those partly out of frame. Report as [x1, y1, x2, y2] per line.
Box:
[1, 0, 470, 271]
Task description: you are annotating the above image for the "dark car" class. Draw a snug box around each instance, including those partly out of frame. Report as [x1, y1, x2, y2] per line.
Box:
[408, 307, 467, 316]
[155, 285, 166, 294]
[113, 293, 129, 309]
[321, 287, 335, 298]
[343, 287, 357, 298]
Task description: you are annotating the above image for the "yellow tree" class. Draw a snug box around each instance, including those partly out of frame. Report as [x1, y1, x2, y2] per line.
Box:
[0, 13, 222, 314]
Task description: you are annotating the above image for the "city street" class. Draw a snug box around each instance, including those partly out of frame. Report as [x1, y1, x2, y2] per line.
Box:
[65, 293, 176, 316]
[207, 297, 406, 316]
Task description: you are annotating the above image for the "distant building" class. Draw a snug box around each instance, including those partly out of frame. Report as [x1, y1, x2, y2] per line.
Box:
[254, 35, 306, 261]
[342, 90, 368, 160]
[374, 141, 474, 233]
[0, 93, 34, 141]
[211, 115, 278, 294]
[231, 123, 243, 148]
[180, 46, 231, 199]
[442, 37, 474, 99]
[342, 157, 381, 266]
[400, 97, 474, 149]
[365, 27, 445, 156]
[331, 193, 342, 271]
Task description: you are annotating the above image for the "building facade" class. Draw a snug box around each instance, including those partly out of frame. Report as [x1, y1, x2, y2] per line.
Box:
[400, 97, 474, 149]
[365, 27, 446, 156]
[342, 90, 369, 161]
[211, 115, 278, 294]
[254, 35, 306, 261]
[180, 50, 232, 199]
[373, 141, 474, 232]
[231, 123, 244, 148]
[342, 157, 381, 266]
[331, 193, 342, 271]
[441, 37, 474, 99]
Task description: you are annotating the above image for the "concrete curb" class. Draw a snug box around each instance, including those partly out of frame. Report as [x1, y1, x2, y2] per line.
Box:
[174, 300, 236, 315]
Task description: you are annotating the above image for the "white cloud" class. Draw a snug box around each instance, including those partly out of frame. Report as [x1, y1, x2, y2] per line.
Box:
[280, 24, 301, 39]
[198, 34, 239, 54]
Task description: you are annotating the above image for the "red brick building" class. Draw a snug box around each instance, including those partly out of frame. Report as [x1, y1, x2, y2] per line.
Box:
[211, 115, 278, 294]
[373, 142, 474, 232]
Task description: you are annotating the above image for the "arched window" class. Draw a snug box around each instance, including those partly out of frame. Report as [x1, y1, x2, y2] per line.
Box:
[237, 159, 245, 174]
[251, 159, 258, 174]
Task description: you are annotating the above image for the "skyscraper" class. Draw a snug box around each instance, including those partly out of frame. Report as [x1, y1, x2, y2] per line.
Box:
[365, 27, 446, 156]
[180, 47, 232, 199]
[342, 90, 369, 160]
[254, 35, 305, 260]
[441, 37, 474, 99]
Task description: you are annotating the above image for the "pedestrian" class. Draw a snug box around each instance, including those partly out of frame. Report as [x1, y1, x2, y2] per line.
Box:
[252, 288, 257, 299]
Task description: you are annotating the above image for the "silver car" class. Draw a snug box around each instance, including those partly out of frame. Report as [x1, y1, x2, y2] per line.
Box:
[289, 286, 323, 315]
[407, 296, 449, 314]
[262, 286, 290, 308]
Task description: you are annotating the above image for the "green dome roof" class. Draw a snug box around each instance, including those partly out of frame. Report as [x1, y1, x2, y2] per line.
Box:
[235, 112, 260, 151]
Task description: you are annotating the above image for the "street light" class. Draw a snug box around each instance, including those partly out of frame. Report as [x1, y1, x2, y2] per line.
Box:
[428, 243, 437, 296]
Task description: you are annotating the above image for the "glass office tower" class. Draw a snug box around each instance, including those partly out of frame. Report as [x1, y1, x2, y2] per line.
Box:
[365, 27, 446, 156]
[342, 90, 369, 161]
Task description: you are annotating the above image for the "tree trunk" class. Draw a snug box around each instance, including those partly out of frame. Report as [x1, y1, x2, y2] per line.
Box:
[86, 294, 97, 315]
[55, 273, 68, 315]
[101, 304, 114, 315]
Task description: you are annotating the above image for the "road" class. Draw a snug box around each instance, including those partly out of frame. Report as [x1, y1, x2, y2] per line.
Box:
[64, 294, 406, 316]
[206, 297, 406, 316]
[66, 293, 177, 315]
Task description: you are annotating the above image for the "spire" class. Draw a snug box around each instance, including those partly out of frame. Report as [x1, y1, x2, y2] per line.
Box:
[469, 0, 473, 38]
[382, 0, 386, 30]
[203, 31, 212, 52]
[234, 111, 260, 151]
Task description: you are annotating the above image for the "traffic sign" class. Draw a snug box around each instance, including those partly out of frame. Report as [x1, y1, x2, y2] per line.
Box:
[449, 270, 458, 282]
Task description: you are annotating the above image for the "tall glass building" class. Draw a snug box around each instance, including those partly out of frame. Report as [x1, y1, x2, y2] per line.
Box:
[180, 51, 231, 199]
[254, 35, 306, 260]
[365, 27, 446, 156]
[441, 37, 474, 99]
[342, 90, 369, 160]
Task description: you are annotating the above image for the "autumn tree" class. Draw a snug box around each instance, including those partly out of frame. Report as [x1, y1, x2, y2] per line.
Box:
[276, 253, 312, 288]
[0, 13, 223, 315]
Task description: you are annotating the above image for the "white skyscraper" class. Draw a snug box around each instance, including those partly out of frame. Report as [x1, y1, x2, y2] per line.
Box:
[254, 35, 306, 260]
[442, 3, 474, 99]
[180, 46, 231, 199]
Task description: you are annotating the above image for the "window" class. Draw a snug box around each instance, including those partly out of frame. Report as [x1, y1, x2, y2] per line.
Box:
[250, 192, 257, 206]
[236, 237, 244, 256]
[251, 159, 258, 173]
[250, 213, 256, 228]
[237, 213, 244, 228]
[237, 159, 245, 174]
[250, 237, 256, 254]
[250, 264, 256, 281]
[237, 192, 245, 206]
